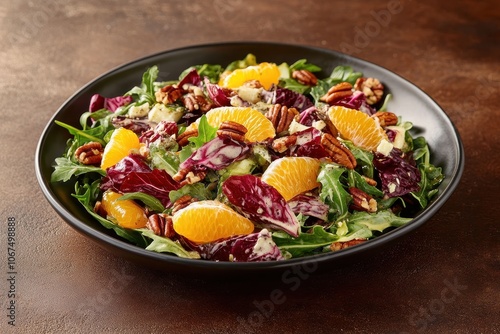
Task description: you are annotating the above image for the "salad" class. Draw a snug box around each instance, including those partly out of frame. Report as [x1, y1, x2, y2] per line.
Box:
[51, 54, 444, 262]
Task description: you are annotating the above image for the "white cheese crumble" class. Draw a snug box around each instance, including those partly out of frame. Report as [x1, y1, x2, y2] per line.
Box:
[376, 139, 394, 156]
[148, 103, 183, 123]
[128, 102, 150, 118]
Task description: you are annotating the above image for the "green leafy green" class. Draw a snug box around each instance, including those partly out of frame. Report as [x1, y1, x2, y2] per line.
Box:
[279, 78, 310, 94]
[347, 169, 384, 198]
[318, 164, 351, 220]
[52, 157, 106, 182]
[169, 183, 215, 203]
[289, 59, 322, 72]
[125, 65, 159, 105]
[273, 225, 338, 258]
[329, 65, 363, 85]
[188, 115, 217, 148]
[55, 120, 107, 146]
[149, 144, 180, 177]
[119, 192, 165, 213]
[224, 53, 257, 72]
[179, 64, 223, 83]
[141, 229, 201, 259]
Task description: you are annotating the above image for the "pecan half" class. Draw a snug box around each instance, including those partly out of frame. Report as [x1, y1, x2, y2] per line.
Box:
[217, 121, 247, 142]
[320, 82, 353, 104]
[321, 133, 357, 169]
[292, 69, 318, 86]
[182, 93, 213, 113]
[265, 104, 299, 134]
[271, 134, 298, 153]
[147, 213, 175, 238]
[155, 84, 184, 104]
[349, 187, 377, 213]
[330, 238, 367, 251]
[176, 128, 199, 146]
[354, 77, 384, 105]
[74, 141, 104, 165]
[172, 195, 197, 214]
[172, 169, 207, 187]
[372, 111, 398, 127]
[362, 175, 377, 187]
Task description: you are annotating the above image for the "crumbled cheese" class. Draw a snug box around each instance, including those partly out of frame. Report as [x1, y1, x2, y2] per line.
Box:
[236, 87, 263, 104]
[376, 139, 394, 156]
[148, 103, 183, 123]
[288, 119, 310, 134]
[388, 182, 397, 193]
[128, 102, 150, 118]
[386, 125, 406, 149]
[312, 120, 326, 131]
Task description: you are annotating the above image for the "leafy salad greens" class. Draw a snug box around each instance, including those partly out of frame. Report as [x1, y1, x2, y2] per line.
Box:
[52, 54, 444, 262]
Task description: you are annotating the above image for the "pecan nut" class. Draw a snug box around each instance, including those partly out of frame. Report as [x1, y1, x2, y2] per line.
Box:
[182, 93, 213, 113]
[172, 195, 197, 214]
[176, 128, 199, 146]
[265, 104, 299, 134]
[354, 77, 384, 105]
[372, 111, 398, 127]
[271, 134, 298, 153]
[147, 213, 176, 238]
[349, 187, 377, 213]
[320, 82, 353, 104]
[292, 69, 318, 86]
[321, 133, 357, 169]
[217, 121, 247, 142]
[330, 238, 367, 251]
[155, 84, 184, 104]
[172, 169, 207, 187]
[74, 141, 104, 165]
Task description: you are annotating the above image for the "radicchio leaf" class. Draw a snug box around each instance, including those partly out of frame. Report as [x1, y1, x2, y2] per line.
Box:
[180, 136, 250, 171]
[222, 175, 300, 237]
[298, 106, 320, 126]
[89, 94, 133, 112]
[288, 194, 329, 221]
[273, 87, 314, 112]
[290, 127, 330, 159]
[112, 116, 152, 136]
[100, 154, 180, 207]
[333, 91, 375, 115]
[204, 78, 231, 107]
[178, 68, 202, 88]
[139, 120, 178, 147]
[373, 148, 421, 197]
[186, 229, 284, 262]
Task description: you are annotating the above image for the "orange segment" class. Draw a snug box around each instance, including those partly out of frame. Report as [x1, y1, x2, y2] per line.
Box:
[218, 62, 280, 90]
[190, 107, 276, 142]
[327, 106, 388, 152]
[101, 127, 141, 170]
[172, 200, 254, 244]
[101, 190, 148, 229]
[261, 157, 321, 201]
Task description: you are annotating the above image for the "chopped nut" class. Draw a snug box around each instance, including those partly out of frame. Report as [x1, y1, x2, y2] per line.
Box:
[155, 84, 184, 104]
[330, 239, 367, 251]
[74, 141, 104, 165]
[147, 213, 175, 238]
[172, 169, 207, 187]
[320, 82, 353, 104]
[172, 195, 197, 214]
[349, 187, 377, 213]
[176, 128, 198, 146]
[354, 77, 384, 105]
[321, 133, 357, 169]
[292, 69, 318, 86]
[271, 134, 298, 153]
[265, 104, 299, 134]
[372, 111, 398, 127]
[182, 93, 213, 113]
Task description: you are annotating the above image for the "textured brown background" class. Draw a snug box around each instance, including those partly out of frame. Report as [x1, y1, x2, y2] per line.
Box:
[1, 0, 499, 333]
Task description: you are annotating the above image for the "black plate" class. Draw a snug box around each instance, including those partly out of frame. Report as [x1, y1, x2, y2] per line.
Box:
[35, 42, 464, 277]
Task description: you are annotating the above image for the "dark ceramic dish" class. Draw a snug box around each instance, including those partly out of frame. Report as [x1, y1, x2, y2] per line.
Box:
[35, 42, 464, 276]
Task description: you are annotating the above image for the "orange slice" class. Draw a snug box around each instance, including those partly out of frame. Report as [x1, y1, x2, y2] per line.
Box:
[218, 62, 280, 90]
[190, 107, 276, 142]
[261, 157, 321, 201]
[101, 190, 148, 229]
[327, 106, 388, 152]
[101, 127, 141, 170]
[172, 200, 254, 244]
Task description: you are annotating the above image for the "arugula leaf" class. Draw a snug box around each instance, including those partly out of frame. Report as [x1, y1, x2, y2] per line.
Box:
[179, 64, 223, 84]
[347, 169, 384, 198]
[279, 78, 310, 94]
[289, 59, 322, 72]
[318, 164, 351, 220]
[188, 115, 217, 148]
[55, 120, 106, 146]
[125, 66, 159, 105]
[140, 229, 200, 259]
[149, 144, 180, 177]
[329, 65, 363, 85]
[51, 157, 106, 182]
[119, 192, 166, 213]
[169, 183, 215, 203]
[72, 179, 148, 247]
[272, 225, 338, 258]
[343, 141, 375, 179]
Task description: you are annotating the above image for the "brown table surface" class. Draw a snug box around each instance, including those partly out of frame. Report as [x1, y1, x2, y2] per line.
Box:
[1, 0, 499, 333]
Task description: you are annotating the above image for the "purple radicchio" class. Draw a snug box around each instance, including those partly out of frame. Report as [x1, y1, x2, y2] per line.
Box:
[297, 106, 320, 127]
[288, 127, 330, 159]
[288, 194, 329, 221]
[111, 116, 152, 136]
[89, 94, 133, 112]
[100, 154, 180, 207]
[188, 229, 284, 262]
[222, 174, 300, 237]
[180, 136, 250, 171]
[139, 120, 178, 147]
[333, 91, 375, 115]
[373, 148, 421, 197]
[262, 87, 314, 112]
[178, 68, 202, 88]
[204, 78, 231, 107]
